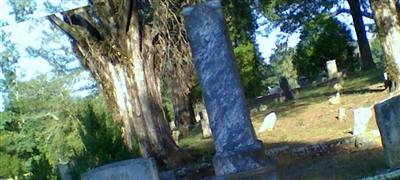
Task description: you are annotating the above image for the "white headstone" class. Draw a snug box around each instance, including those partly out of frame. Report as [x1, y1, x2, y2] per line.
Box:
[338, 107, 346, 122]
[169, 121, 177, 130]
[258, 112, 277, 133]
[329, 92, 341, 105]
[353, 107, 372, 135]
[195, 114, 201, 122]
[200, 109, 212, 138]
[172, 130, 180, 145]
[81, 158, 159, 180]
[326, 60, 338, 79]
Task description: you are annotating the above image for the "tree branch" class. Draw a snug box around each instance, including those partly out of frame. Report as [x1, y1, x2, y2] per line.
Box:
[331, 8, 373, 19]
[47, 15, 83, 43]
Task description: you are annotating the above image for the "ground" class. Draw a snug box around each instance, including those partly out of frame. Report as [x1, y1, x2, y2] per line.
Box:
[179, 69, 392, 179]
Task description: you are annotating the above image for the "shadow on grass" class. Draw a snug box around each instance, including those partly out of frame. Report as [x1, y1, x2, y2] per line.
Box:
[180, 131, 387, 179]
[295, 86, 387, 105]
[342, 87, 386, 95]
[277, 147, 386, 180]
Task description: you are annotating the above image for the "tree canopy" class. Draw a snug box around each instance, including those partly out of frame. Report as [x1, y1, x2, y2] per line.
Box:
[294, 17, 359, 79]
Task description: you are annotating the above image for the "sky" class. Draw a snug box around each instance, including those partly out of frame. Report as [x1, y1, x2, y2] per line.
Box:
[0, 0, 92, 110]
[0, 0, 89, 27]
[0, 0, 376, 111]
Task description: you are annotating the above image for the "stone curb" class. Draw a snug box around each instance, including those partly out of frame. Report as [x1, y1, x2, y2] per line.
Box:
[359, 168, 400, 180]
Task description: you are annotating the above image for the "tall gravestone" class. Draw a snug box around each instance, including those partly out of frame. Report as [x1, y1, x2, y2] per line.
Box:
[279, 77, 294, 101]
[326, 60, 338, 79]
[200, 109, 212, 138]
[352, 107, 372, 136]
[375, 96, 400, 168]
[183, 0, 275, 176]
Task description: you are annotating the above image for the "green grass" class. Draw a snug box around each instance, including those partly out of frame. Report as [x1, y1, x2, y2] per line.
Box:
[248, 69, 383, 118]
[179, 124, 214, 161]
[297, 69, 383, 104]
[180, 69, 387, 178]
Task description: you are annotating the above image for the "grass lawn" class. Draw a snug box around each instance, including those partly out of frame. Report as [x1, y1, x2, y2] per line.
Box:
[180, 69, 391, 178]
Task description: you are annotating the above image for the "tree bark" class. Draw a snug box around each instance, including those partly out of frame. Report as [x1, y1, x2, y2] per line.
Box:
[154, 0, 199, 139]
[348, 0, 376, 70]
[166, 65, 195, 138]
[369, 0, 400, 89]
[47, 2, 181, 166]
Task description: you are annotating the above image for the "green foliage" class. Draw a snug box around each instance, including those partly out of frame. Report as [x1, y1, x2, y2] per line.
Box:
[269, 47, 298, 87]
[293, 17, 359, 79]
[69, 96, 137, 179]
[0, 75, 137, 179]
[369, 36, 385, 68]
[0, 76, 76, 178]
[223, 0, 269, 99]
[222, 0, 257, 44]
[0, 151, 23, 177]
[0, 30, 19, 108]
[161, 83, 175, 122]
[259, 0, 341, 34]
[370, 28, 398, 83]
[6, 0, 37, 22]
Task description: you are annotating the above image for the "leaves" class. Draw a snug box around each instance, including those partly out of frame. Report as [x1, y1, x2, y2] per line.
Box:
[0, 74, 135, 178]
[269, 47, 299, 87]
[293, 17, 359, 79]
[223, 0, 269, 98]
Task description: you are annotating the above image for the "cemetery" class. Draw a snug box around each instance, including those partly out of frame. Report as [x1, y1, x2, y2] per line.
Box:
[1, 0, 400, 179]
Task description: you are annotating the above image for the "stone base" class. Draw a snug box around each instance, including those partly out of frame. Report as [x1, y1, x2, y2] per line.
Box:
[212, 147, 276, 176]
[375, 96, 400, 168]
[213, 166, 278, 180]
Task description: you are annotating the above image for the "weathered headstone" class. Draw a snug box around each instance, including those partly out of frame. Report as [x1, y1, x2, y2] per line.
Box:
[172, 130, 180, 145]
[338, 107, 346, 122]
[267, 86, 281, 95]
[169, 121, 180, 145]
[57, 164, 71, 180]
[352, 107, 372, 135]
[298, 76, 309, 88]
[326, 60, 338, 79]
[195, 114, 201, 122]
[329, 92, 341, 105]
[279, 77, 294, 101]
[81, 158, 159, 180]
[183, 1, 275, 176]
[258, 112, 277, 133]
[169, 121, 177, 130]
[375, 96, 400, 168]
[199, 109, 212, 138]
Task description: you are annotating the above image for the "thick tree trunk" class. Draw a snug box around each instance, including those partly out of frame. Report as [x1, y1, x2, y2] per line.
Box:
[47, 2, 182, 166]
[370, 0, 400, 89]
[348, 0, 376, 69]
[74, 38, 180, 166]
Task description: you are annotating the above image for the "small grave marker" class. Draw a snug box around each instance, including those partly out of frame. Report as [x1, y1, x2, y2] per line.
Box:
[81, 158, 159, 180]
[326, 60, 338, 79]
[353, 107, 372, 135]
[258, 112, 277, 133]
